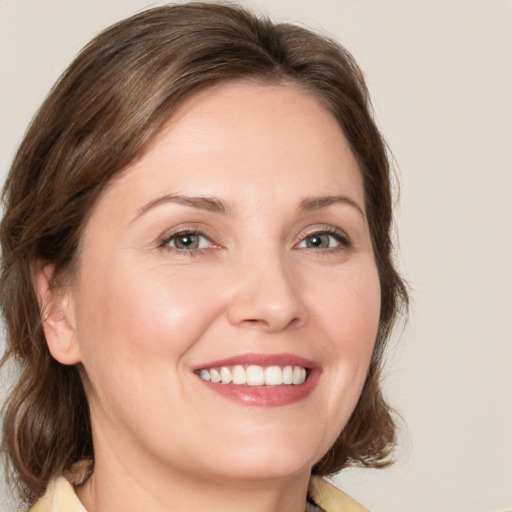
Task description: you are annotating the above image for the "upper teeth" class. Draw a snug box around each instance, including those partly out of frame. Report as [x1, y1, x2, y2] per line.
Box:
[197, 365, 307, 386]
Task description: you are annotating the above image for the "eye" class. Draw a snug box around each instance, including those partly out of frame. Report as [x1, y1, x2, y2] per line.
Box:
[296, 230, 348, 250]
[163, 231, 212, 250]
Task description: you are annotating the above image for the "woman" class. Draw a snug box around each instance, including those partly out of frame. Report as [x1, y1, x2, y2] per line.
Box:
[0, 3, 407, 511]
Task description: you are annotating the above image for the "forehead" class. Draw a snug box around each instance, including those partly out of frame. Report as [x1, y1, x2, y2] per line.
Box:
[97, 81, 364, 217]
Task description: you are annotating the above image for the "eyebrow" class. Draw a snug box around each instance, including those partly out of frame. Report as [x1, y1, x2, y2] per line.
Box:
[132, 194, 230, 223]
[299, 196, 365, 218]
[132, 193, 364, 223]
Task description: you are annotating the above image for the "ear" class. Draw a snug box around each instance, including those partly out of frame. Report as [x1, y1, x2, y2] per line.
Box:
[33, 262, 82, 365]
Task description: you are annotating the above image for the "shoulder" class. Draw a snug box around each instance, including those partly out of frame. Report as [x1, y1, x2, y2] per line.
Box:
[308, 476, 370, 512]
[29, 477, 87, 512]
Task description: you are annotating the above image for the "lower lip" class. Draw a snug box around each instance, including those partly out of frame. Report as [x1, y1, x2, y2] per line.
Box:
[197, 369, 321, 407]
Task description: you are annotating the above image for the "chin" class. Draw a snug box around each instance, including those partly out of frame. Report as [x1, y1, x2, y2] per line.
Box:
[207, 452, 314, 484]
[191, 425, 330, 484]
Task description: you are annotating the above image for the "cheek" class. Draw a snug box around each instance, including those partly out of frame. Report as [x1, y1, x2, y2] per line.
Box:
[293, 262, 381, 458]
[312, 263, 381, 358]
[309, 261, 380, 420]
[76, 262, 224, 360]
[72, 260, 227, 407]
[72, 261, 227, 436]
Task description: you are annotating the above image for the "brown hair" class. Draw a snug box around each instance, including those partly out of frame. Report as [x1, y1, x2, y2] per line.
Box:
[1, 2, 408, 504]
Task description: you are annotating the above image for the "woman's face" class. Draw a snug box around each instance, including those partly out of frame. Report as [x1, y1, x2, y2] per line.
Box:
[60, 82, 380, 484]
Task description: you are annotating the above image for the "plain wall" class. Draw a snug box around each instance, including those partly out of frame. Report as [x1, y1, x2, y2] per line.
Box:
[1, 1, 511, 511]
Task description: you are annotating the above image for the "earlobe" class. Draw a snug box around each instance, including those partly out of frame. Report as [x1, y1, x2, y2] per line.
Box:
[33, 262, 82, 366]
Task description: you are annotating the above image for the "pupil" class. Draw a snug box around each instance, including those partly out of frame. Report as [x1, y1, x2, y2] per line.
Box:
[308, 234, 327, 248]
[176, 234, 198, 249]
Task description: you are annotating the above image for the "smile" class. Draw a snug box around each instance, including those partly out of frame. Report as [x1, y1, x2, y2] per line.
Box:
[196, 365, 308, 386]
[193, 354, 319, 407]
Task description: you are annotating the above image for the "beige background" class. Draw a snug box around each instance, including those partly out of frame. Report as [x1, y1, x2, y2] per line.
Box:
[1, 0, 511, 511]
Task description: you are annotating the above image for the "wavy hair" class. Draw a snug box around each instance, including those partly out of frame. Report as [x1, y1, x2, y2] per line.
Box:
[1, 2, 408, 503]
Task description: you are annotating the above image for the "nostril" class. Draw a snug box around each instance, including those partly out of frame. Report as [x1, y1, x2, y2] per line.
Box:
[240, 316, 302, 330]
[242, 318, 266, 326]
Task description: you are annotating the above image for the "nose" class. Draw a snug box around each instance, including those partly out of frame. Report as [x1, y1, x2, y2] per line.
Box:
[226, 251, 308, 332]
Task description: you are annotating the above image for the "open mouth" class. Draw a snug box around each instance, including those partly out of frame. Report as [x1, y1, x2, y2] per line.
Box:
[194, 355, 319, 406]
[196, 365, 308, 386]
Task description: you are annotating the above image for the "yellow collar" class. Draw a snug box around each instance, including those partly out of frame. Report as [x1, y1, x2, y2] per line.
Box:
[309, 476, 369, 512]
[29, 477, 86, 512]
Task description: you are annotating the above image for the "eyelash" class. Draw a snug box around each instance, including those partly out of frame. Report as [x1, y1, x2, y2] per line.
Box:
[159, 230, 215, 256]
[295, 227, 351, 252]
[158, 226, 351, 256]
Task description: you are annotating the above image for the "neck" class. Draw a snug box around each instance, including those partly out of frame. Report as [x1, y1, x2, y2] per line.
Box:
[76, 448, 311, 512]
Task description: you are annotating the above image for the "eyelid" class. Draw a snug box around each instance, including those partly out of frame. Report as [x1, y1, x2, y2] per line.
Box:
[294, 225, 351, 249]
[165, 231, 211, 249]
[157, 224, 222, 254]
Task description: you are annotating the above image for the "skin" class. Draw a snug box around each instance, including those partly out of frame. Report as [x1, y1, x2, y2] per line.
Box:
[37, 81, 381, 512]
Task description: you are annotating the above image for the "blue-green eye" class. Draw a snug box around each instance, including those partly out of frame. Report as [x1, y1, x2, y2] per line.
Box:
[165, 232, 211, 250]
[297, 231, 347, 249]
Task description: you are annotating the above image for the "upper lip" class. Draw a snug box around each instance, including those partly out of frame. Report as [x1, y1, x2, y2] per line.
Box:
[194, 353, 317, 371]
